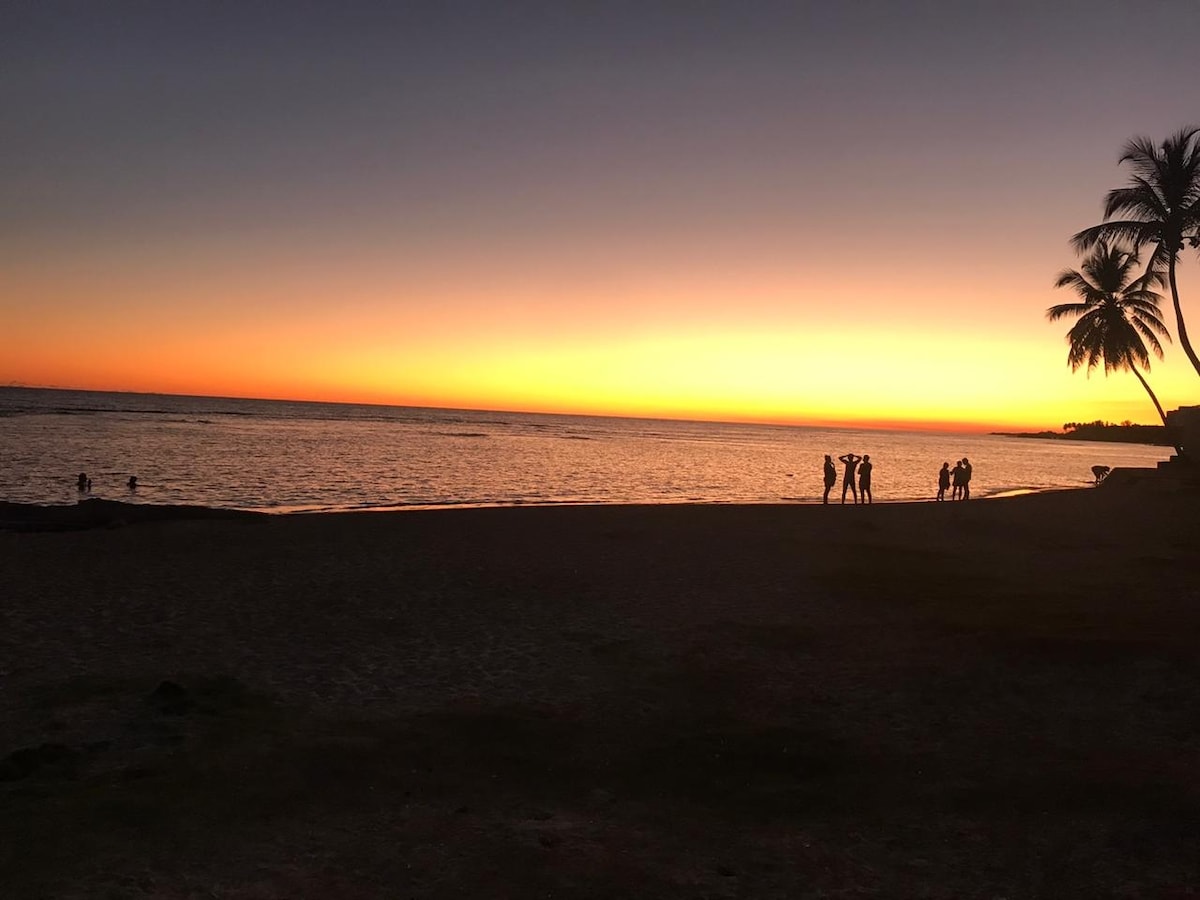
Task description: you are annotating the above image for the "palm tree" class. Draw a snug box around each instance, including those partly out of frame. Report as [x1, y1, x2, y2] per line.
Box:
[1047, 242, 1182, 453]
[1072, 126, 1200, 379]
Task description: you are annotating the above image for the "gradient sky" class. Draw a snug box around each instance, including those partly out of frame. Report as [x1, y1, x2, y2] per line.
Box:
[3, 1, 1199, 430]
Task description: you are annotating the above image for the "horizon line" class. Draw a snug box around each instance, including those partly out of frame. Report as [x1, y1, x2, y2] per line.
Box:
[1, 381, 1103, 435]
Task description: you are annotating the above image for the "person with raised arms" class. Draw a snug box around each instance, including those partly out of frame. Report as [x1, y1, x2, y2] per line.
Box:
[838, 453, 862, 505]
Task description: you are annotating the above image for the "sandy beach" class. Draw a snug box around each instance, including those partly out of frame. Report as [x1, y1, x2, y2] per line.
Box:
[2, 486, 1197, 897]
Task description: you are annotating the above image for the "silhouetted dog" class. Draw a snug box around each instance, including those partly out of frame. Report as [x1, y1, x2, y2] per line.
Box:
[1091, 465, 1111, 484]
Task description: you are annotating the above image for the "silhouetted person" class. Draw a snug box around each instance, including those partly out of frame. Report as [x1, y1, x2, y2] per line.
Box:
[1092, 464, 1111, 484]
[838, 453, 861, 504]
[936, 462, 951, 501]
[961, 457, 973, 500]
[951, 460, 965, 500]
[127, 476, 138, 490]
[77, 472, 88, 492]
[822, 455, 836, 504]
[858, 454, 873, 504]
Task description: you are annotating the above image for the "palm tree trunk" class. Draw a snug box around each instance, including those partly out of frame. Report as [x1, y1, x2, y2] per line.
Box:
[1129, 365, 1184, 456]
[1167, 253, 1200, 379]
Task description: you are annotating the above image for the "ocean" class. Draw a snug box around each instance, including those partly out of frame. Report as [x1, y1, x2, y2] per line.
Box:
[0, 387, 1170, 512]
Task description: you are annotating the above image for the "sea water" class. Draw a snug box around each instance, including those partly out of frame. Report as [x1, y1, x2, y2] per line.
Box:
[0, 387, 1170, 511]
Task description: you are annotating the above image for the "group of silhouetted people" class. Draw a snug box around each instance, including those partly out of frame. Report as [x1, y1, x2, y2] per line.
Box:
[936, 458, 972, 501]
[822, 452, 873, 504]
[820, 454, 974, 504]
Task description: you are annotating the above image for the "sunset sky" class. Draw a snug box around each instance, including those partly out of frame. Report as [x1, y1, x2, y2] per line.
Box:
[3, 1, 1198, 431]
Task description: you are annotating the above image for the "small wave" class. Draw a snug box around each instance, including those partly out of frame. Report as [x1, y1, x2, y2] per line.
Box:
[277, 497, 544, 514]
[980, 487, 1053, 499]
[431, 431, 490, 438]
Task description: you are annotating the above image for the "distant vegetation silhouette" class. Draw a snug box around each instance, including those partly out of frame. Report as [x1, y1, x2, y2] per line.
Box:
[1046, 241, 1183, 454]
[1072, 126, 1200, 381]
[993, 421, 1172, 446]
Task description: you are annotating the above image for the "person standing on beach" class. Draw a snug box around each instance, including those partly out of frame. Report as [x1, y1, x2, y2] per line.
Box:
[822, 455, 837, 504]
[961, 457, 973, 500]
[951, 460, 964, 500]
[858, 454, 873, 504]
[936, 462, 951, 501]
[838, 453, 861, 504]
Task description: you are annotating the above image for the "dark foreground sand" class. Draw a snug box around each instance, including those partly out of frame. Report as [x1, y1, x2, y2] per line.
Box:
[1, 487, 1197, 898]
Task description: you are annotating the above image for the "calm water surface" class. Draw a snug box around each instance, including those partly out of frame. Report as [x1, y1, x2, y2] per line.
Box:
[0, 388, 1170, 511]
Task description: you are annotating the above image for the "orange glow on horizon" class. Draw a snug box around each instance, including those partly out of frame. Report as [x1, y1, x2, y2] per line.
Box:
[4, 209, 1197, 435]
[5, 298, 1193, 434]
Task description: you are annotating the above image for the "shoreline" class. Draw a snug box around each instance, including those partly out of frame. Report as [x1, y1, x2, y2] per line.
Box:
[1, 485, 1082, 530]
[0, 498, 265, 532]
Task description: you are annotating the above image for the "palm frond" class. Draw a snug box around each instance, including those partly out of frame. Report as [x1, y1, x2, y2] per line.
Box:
[1123, 307, 1170, 336]
[1168, 125, 1200, 146]
[1162, 126, 1200, 175]
[1131, 261, 1166, 289]
[1046, 302, 1093, 322]
[1052, 268, 1087, 290]
[1141, 240, 1176, 274]
[1117, 337, 1151, 373]
[1104, 182, 1167, 221]
[1118, 135, 1159, 172]
[1132, 318, 1166, 360]
[1134, 309, 1171, 340]
[1071, 220, 1157, 252]
[1122, 291, 1167, 318]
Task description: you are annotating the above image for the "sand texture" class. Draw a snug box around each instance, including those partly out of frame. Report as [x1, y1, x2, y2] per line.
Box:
[2, 486, 1198, 898]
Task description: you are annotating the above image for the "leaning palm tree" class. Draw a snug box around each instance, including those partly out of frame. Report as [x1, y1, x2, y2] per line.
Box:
[1048, 242, 1182, 454]
[1072, 126, 1200, 379]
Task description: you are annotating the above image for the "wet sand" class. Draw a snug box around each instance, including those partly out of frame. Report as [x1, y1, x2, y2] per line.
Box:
[2, 486, 1198, 897]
